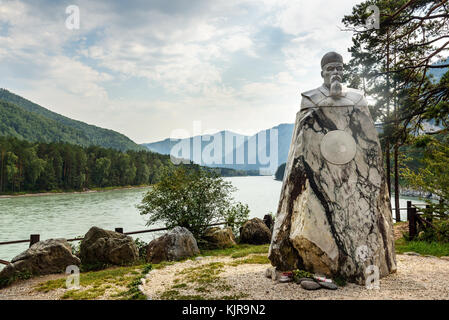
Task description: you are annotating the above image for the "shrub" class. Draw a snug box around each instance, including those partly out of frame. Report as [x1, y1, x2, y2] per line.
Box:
[138, 166, 248, 239]
[134, 238, 148, 259]
[418, 219, 449, 243]
[223, 202, 250, 236]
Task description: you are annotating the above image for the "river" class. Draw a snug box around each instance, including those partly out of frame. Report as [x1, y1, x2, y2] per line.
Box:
[0, 176, 426, 267]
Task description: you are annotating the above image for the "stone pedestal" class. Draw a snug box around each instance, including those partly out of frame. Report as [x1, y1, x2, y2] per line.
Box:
[268, 103, 396, 285]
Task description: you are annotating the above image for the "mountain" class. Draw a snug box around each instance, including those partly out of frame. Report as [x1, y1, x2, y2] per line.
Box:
[143, 123, 295, 174]
[428, 57, 449, 82]
[0, 89, 145, 151]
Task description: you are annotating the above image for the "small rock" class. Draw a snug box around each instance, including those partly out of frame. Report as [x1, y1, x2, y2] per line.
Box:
[319, 281, 338, 290]
[295, 277, 314, 284]
[440, 256, 449, 261]
[265, 267, 271, 278]
[278, 275, 292, 283]
[265, 267, 278, 281]
[424, 255, 437, 259]
[300, 280, 321, 290]
[195, 256, 204, 261]
[403, 252, 421, 256]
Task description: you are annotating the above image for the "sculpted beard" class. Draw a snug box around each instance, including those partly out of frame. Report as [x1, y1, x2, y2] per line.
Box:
[330, 75, 343, 97]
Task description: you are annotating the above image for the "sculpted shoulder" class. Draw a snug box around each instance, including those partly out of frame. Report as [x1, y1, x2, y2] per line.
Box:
[345, 87, 367, 106]
[300, 87, 324, 110]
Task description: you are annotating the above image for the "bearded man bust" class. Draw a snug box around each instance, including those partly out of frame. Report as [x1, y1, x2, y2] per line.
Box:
[301, 52, 367, 111]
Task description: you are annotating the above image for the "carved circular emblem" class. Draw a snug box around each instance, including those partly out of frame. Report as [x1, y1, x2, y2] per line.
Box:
[320, 130, 357, 165]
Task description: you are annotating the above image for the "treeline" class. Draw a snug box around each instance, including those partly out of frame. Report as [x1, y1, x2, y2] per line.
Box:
[0, 136, 178, 194]
[0, 137, 256, 194]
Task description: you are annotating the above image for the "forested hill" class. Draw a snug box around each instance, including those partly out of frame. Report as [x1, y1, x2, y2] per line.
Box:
[0, 89, 145, 152]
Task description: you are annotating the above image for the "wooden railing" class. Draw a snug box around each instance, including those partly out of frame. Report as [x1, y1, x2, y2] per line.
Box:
[0, 222, 228, 265]
[406, 200, 448, 239]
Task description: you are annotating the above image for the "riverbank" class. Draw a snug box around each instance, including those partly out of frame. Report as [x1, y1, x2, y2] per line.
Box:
[0, 185, 152, 199]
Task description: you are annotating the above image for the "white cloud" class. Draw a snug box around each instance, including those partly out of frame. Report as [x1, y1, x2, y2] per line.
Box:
[0, 0, 365, 143]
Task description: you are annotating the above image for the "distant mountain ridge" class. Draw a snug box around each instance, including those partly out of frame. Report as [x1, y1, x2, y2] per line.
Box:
[143, 123, 295, 174]
[0, 89, 145, 151]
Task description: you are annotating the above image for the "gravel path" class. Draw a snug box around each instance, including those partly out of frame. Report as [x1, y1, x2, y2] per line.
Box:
[1, 254, 448, 300]
[141, 254, 449, 300]
[0, 273, 67, 300]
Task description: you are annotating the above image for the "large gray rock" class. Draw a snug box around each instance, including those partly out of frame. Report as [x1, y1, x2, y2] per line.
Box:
[80, 227, 138, 266]
[201, 227, 236, 249]
[0, 239, 80, 280]
[240, 218, 272, 244]
[146, 227, 200, 263]
[268, 80, 396, 285]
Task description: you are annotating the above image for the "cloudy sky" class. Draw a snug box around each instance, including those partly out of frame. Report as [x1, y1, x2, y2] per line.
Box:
[0, 0, 363, 143]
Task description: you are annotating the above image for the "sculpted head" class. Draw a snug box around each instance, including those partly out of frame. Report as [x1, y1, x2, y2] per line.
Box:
[321, 52, 344, 97]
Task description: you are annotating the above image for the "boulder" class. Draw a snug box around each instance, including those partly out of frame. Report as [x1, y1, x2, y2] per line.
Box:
[79, 227, 138, 266]
[269, 97, 396, 285]
[0, 239, 80, 280]
[240, 218, 272, 244]
[263, 214, 274, 232]
[146, 227, 200, 264]
[201, 227, 236, 249]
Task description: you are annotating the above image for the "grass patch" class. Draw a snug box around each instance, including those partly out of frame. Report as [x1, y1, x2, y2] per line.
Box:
[35, 264, 153, 300]
[395, 238, 449, 257]
[228, 254, 270, 266]
[200, 244, 269, 259]
[180, 262, 225, 285]
[0, 271, 33, 289]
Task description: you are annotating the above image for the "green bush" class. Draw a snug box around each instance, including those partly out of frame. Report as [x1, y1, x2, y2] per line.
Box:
[223, 202, 250, 236]
[134, 238, 148, 259]
[138, 166, 249, 239]
[418, 219, 449, 243]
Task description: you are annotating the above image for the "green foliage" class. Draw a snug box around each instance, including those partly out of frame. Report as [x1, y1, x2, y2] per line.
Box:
[138, 166, 248, 239]
[401, 135, 449, 206]
[70, 241, 81, 256]
[292, 269, 313, 282]
[199, 244, 269, 258]
[134, 238, 148, 259]
[395, 238, 449, 257]
[0, 136, 178, 194]
[222, 202, 250, 236]
[0, 270, 33, 289]
[120, 264, 153, 300]
[417, 220, 449, 244]
[0, 89, 146, 152]
[333, 276, 347, 287]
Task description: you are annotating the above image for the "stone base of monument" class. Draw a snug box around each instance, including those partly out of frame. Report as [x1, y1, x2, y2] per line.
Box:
[264, 267, 340, 290]
[268, 103, 397, 285]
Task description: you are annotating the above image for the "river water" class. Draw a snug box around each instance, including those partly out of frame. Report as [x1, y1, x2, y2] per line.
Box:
[0, 176, 426, 267]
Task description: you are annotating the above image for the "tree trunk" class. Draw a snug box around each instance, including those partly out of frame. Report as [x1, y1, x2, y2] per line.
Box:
[394, 143, 400, 222]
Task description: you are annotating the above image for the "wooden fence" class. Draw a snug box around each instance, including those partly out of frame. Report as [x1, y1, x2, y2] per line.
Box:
[406, 200, 448, 239]
[0, 222, 227, 265]
[1, 201, 447, 266]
